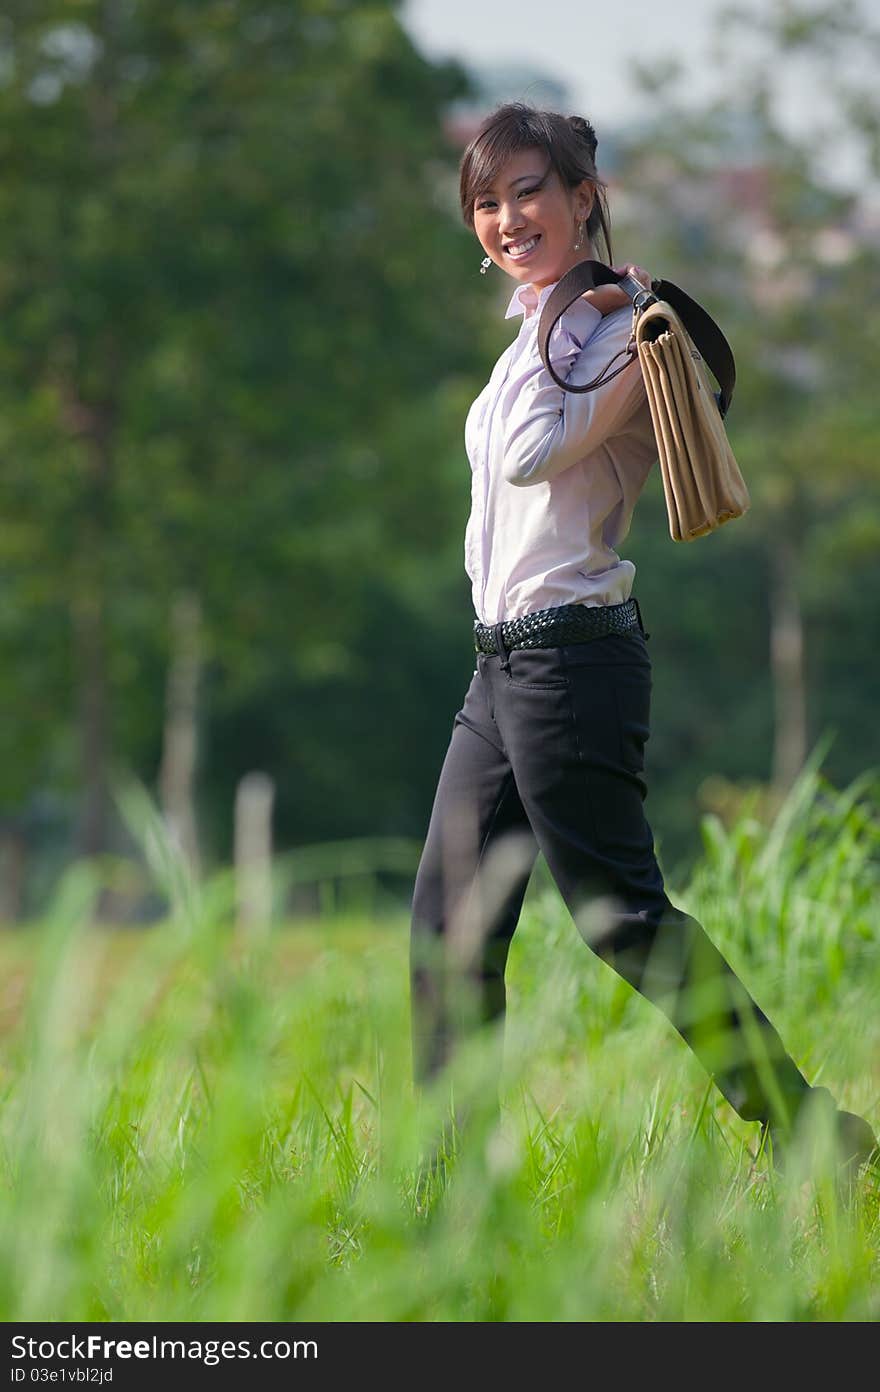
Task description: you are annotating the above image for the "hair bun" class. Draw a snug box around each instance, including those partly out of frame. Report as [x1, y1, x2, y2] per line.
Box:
[568, 115, 598, 160]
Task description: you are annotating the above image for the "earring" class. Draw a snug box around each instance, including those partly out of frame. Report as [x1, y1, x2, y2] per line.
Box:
[479, 256, 492, 275]
[573, 222, 584, 252]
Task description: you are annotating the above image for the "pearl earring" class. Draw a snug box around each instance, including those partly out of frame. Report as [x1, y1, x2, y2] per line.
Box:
[479, 256, 492, 275]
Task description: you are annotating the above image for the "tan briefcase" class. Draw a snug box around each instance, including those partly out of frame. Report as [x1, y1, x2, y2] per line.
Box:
[537, 261, 750, 542]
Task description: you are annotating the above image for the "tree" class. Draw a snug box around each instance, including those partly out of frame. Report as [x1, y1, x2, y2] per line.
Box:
[0, 0, 486, 869]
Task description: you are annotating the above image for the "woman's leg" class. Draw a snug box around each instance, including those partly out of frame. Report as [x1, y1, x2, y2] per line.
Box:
[410, 670, 539, 1088]
[486, 633, 814, 1133]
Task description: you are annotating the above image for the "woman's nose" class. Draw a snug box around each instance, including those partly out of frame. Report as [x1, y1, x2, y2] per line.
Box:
[499, 203, 525, 232]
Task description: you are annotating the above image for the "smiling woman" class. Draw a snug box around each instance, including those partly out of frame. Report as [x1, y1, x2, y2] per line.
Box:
[466, 114, 647, 313]
[475, 156, 579, 269]
[465, 112, 612, 283]
[408, 100, 877, 1180]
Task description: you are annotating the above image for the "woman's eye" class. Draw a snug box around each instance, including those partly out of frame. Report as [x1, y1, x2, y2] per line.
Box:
[477, 187, 540, 211]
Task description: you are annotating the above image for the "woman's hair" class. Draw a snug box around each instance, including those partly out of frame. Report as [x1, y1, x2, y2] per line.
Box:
[458, 101, 614, 265]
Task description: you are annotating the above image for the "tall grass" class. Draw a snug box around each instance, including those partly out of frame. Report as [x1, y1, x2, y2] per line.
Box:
[1, 757, 878, 1321]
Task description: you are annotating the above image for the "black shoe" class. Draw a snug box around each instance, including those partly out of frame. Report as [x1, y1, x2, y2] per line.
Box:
[769, 1089, 877, 1183]
[834, 1109, 878, 1182]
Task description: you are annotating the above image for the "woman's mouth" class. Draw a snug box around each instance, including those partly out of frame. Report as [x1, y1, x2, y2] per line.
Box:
[504, 234, 541, 260]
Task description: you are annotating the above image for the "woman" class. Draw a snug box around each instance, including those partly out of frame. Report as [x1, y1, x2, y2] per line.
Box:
[409, 102, 875, 1172]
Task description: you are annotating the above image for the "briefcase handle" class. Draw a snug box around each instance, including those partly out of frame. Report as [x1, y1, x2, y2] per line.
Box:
[536, 259, 736, 418]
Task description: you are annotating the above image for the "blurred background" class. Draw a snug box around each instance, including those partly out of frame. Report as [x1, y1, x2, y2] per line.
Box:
[0, 0, 878, 921]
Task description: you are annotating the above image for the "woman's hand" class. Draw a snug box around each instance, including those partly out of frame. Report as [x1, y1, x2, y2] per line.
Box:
[580, 263, 652, 317]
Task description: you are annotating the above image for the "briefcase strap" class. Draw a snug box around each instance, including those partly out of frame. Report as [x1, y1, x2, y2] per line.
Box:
[536, 259, 736, 417]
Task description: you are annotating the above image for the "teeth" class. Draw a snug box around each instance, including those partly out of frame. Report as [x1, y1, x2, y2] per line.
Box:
[506, 235, 539, 257]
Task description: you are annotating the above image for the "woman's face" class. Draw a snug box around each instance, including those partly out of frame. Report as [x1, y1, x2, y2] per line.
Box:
[472, 145, 594, 291]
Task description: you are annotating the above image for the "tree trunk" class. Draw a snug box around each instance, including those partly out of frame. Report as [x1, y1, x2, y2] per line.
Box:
[66, 383, 116, 861]
[72, 587, 111, 859]
[158, 591, 202, 875]
[769, 532, 807, 795]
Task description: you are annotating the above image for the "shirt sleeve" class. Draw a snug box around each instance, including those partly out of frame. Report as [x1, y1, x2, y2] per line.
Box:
[499, 303, 647, 487]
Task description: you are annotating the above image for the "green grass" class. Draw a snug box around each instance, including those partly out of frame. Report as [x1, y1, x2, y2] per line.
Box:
[1, 753, 879, 1321]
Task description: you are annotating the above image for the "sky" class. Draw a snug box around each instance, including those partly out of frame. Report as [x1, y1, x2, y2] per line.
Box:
[401, 0, 880, 191]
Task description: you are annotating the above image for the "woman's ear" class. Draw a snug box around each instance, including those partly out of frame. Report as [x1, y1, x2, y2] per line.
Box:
[578, 180, 595, 222]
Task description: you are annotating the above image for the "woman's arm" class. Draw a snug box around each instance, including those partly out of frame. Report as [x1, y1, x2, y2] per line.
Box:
[499, 304, 646, 487]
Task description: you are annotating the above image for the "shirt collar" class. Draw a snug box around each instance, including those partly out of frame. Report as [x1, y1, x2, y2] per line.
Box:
[504, 279, 560, 322]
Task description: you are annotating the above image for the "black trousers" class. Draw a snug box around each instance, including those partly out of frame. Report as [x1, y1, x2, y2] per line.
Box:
[409, 620, 813, 1130]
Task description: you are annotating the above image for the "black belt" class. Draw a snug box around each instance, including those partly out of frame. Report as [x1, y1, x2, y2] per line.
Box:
[474, 599, 648, 656]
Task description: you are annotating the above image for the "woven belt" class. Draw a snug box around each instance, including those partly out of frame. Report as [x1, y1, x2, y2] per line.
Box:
[474, 599, 646, 656]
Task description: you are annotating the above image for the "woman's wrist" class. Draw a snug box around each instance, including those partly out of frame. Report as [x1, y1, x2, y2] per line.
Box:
[580, 264, 653, 318]
[580, 287, 630, 317]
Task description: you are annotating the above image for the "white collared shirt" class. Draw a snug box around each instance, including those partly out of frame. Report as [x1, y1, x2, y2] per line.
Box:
[464, 277, 658, 624]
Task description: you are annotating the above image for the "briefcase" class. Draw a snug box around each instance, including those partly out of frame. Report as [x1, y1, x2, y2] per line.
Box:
[537, 261, 750, 542]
